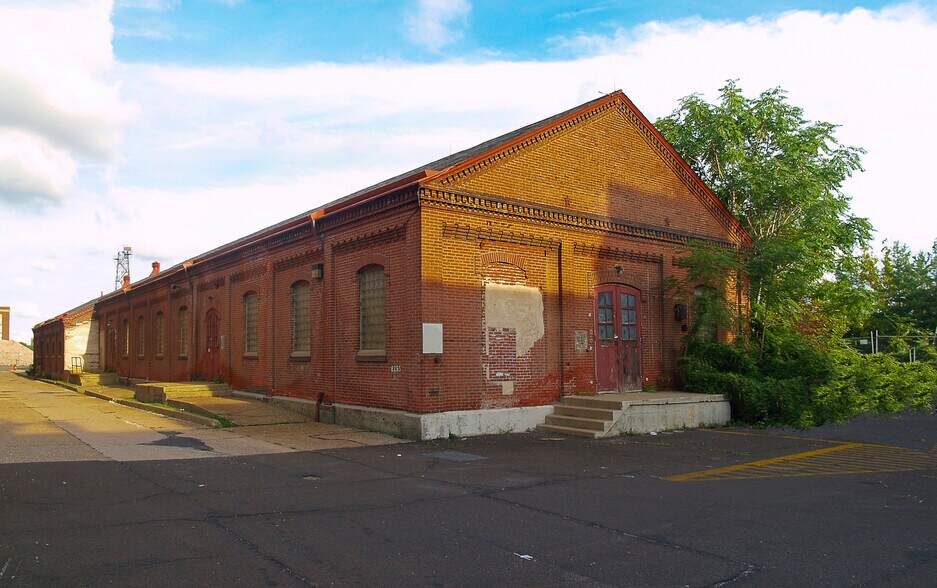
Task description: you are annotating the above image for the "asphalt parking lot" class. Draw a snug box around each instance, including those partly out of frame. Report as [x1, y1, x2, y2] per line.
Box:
[2, 374, 936, 586]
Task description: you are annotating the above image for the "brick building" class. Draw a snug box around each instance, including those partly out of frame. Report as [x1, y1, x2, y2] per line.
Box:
[1, 306, 9, 340]
[34, 91, 749, 438]
[32, 299, 100, 379]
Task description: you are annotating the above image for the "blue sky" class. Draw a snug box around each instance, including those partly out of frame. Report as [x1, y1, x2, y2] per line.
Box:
[1, 0, 936, 343]
[112, 1, 897, 63]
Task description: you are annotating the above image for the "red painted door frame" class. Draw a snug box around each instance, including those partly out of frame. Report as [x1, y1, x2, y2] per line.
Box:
[106, 328, 117, 373]
[205, 309, 221, 381]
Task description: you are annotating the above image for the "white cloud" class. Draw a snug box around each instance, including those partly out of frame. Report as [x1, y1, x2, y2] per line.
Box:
[0, 129, 76, 203]
[405, 0, 471, 52]
[548, 4, 937, 251]
[11, 301, 40, 321]
[0, 0, 133, 206]
[3, 1, 937, 343]
[111, 4, 937, 256]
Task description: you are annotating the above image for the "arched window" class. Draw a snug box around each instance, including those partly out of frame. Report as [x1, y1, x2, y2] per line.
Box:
[122, 319, 130, 357]
[137, 316, 145, 358]
[358, 265, 386, 353]
[178, 307, 189, 357]
[291, 281, 310, 355]
[155, 311, 164, 357]
[243, 292, 259, 354]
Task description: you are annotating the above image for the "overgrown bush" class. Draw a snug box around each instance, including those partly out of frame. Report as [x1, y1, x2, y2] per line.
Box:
[680, 338, 937, 428]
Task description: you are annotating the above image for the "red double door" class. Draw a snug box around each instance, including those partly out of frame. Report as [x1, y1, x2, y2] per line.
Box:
[595, 284, 642, 392]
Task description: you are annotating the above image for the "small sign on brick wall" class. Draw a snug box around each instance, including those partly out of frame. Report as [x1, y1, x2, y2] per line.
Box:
[423, 323, 443, 354]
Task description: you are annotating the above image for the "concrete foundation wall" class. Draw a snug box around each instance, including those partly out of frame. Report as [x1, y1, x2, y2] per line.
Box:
[333, 403, 554, 440]
[608, 397, 730, 436]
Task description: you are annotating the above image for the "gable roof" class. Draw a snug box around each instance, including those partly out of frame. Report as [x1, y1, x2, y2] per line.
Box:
[317, 90, 750, 245]
[88, 90, 750, 308]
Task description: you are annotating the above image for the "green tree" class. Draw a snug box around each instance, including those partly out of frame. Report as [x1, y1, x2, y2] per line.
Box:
[880, 240, 937, 333]
[656, 81, 873, 346]
[862, 240, 937, 352]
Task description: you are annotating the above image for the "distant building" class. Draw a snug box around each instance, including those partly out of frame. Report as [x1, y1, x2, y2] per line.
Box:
[32, 300, 100, 379]
[34, 91, 750, 437]
[1, 306, 9, 340]
[1, 307, 32, 368]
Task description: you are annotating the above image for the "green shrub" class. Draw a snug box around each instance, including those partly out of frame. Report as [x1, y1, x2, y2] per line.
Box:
[679, 337, 937, 428]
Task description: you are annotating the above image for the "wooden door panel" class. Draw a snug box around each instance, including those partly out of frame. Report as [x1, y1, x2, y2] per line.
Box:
[205, 309, 220, 381]
[594, 284, 643, 393]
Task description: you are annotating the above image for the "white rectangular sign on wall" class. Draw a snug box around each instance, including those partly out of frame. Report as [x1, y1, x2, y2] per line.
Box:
[422, 323, 443, 354]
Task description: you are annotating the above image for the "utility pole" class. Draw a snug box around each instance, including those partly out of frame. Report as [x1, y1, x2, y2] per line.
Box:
[114, 246, 132, 291]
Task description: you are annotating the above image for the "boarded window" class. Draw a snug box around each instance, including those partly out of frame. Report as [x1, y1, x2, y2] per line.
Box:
[291, 281, 310, 355]
[358, 265, 386, 352]
[178, 307, 189, 357]
[244, 292, 259, 354]
[137, 316, 145, 357]
[155, 311, 164, 356]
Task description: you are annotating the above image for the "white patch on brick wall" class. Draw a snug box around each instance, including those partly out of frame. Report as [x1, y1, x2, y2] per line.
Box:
[64, 317, 99, 372]
[484, 283, 544, 356]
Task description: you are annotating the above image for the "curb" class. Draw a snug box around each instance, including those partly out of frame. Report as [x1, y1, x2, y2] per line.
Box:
[58, 382, 222, 428]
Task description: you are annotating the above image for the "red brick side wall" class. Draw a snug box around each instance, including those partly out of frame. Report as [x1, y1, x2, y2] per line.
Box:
[32, 321, 65, 379]
[93, 201, 424, 413]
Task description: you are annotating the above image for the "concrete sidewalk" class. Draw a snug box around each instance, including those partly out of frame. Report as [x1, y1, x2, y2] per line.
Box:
[26, 373, 404, 451]
[77, 382, 307, 427]
[168, 395, 311, 426]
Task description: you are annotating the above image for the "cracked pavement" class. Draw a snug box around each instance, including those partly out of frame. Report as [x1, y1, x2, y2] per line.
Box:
[2, 372, 937, 586]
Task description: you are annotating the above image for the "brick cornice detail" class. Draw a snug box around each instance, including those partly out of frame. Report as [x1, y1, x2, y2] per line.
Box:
[573, 243, 663, 265]
[242, 224, 314, 258]
[196, 277, 225, 293]
[273, 251, 321, 273]
[441, 222, 560, 250]
[332, 225, 406, 255]
[231, 264, 270, 283]
[317, 189, 418, 233]
[423, 188, 739, 250]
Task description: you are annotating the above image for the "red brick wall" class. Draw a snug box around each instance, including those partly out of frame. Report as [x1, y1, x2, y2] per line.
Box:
[414, 98, 743, 408]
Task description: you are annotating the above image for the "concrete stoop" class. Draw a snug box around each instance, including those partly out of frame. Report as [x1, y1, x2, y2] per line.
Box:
[134, 381, 231, 403]
[538, 392, 731, 439]
[65, 372, 118, 387]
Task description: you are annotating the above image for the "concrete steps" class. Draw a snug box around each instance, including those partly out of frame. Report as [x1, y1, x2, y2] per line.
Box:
[538, 392, 731, 439]
[538, 396, 624, 439]
[79, 372, 118, 387]
[134, 382, 231, 403]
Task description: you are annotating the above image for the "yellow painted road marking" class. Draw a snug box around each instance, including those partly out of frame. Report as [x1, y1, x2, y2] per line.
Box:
[667, 441, 937, 482]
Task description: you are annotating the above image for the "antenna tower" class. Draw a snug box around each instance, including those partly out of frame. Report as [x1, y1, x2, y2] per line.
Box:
[114, 245, 132, 290]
